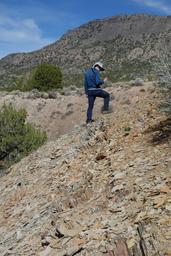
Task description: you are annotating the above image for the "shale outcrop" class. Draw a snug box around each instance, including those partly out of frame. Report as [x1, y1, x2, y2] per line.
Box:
[0, 83, 170, 255]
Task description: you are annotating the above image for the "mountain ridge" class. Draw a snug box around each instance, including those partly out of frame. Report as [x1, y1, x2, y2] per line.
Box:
[0, 13, 171, 87]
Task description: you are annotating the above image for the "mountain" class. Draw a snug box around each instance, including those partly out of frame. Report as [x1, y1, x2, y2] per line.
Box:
[0, 82, 170, 255]
[0, 14, 171, 87]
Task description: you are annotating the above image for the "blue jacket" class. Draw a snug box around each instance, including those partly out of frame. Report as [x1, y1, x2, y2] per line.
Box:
[84, 68, 104, 94]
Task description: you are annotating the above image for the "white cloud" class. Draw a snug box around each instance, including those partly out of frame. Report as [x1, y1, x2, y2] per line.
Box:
[0, 15, 54, 58]
[132, 0, 171, 14]
[0, 15, 52, 44]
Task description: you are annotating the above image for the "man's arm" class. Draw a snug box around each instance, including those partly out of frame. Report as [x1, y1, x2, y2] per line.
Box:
[84, 75, 88, 94]
[95, 70, 104, 87]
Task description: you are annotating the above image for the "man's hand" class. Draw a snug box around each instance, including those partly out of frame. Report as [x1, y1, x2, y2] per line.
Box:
[103, 77, 108, 82]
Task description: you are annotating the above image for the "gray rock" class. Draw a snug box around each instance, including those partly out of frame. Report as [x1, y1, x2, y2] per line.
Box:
[41, 92, 49, 99]
[129, 78, 144, 86]
[28, 89, 41, 99]
[111, 184, 124, 193]
[48, 91, 58, 99]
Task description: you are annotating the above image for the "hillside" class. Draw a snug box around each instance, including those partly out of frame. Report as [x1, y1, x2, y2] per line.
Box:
[0, 83, 170, 255]
[0, 14, 171, 87]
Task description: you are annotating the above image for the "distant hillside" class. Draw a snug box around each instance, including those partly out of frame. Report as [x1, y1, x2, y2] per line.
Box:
[0, 14, 171, 88]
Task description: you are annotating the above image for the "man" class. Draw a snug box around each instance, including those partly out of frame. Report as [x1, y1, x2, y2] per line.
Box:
[84, 61, 110, 124]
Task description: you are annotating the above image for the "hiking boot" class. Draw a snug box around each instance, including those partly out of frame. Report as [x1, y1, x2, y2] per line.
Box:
[102, 109, 113, 114]
[86, 119, 95, 124]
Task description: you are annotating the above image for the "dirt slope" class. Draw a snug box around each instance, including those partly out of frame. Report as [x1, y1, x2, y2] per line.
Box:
[0, 83, 170, 256]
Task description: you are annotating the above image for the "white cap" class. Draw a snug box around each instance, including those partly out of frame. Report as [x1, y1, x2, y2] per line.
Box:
[93, 61, 105, 71]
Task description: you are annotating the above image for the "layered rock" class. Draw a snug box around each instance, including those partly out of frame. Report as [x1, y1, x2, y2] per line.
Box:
[0, 83, 170, 255]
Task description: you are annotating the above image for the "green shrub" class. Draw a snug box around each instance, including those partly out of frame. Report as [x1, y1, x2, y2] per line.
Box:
[12, 63, 63, 92]
[0, 104, 47, 170]
[31, 63, 63, 91]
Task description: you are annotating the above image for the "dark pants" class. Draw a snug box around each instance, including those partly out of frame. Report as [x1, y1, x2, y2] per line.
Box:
[86, 89, 110, 122]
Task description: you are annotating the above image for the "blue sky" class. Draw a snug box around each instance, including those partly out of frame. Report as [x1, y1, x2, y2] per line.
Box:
[0, 0, 171, 59]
